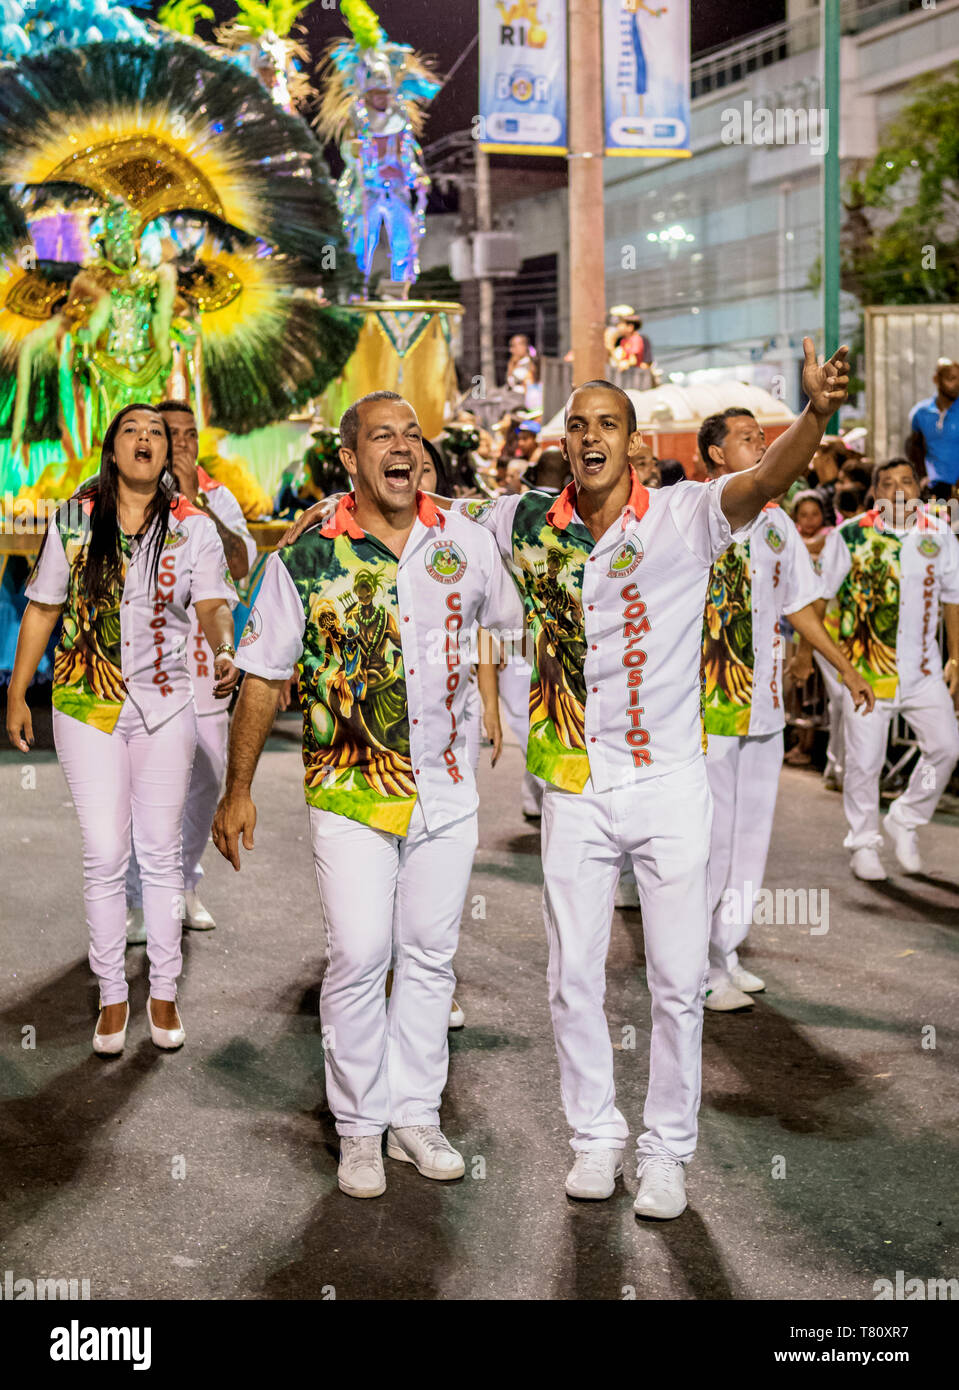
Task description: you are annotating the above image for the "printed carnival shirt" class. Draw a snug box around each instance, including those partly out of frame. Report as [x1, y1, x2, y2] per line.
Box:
[235, 491, 524, 836]
[818, 506, 959, 700]
[703, 502, 823, 738]
[188, 467, 257, 717]
[25, 494, 238, 733]
[454, 470, 739, 794]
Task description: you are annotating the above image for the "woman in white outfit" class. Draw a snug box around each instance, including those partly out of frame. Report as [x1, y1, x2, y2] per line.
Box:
[6, 404, 238, 1055]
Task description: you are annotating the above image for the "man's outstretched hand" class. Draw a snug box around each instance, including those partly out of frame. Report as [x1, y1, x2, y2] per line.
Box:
[212, 791, 257, 871]
[280, 495, 342, 547]
[801, 337, 850, 419]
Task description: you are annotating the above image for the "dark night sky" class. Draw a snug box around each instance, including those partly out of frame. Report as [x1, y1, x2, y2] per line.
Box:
[150, 1, 787, 147]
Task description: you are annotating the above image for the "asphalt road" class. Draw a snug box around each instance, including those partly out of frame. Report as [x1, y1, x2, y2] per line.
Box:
[1, 714, 957, 1301]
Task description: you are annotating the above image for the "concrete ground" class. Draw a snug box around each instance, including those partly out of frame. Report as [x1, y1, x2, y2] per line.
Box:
[1, 713, 958, 1301]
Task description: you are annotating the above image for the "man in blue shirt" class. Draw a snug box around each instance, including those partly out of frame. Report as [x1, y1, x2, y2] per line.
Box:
[906, 359, 959, 498]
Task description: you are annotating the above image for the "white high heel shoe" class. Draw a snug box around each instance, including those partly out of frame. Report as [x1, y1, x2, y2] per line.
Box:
[148, 997, 186, 1050]
[93, 1001, 129, 1056]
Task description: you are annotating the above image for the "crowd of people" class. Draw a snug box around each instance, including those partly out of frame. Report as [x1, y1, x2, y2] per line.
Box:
[7, 341, 959, 1226]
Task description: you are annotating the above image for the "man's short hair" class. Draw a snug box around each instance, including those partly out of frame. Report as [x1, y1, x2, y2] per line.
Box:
[697, 408, 756, 466]
[339, 391, 405, 452]
[872, 456, 920, 491]
[565, 379, 637, 435]
[156, 399, 196, 419]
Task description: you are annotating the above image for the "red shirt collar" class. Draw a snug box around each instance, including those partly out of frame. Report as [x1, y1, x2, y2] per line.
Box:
[197, 465, 221, 493]
[858, 504, 935, 532]
[546, 468, 650, 532]
[320, 491, 445, 539]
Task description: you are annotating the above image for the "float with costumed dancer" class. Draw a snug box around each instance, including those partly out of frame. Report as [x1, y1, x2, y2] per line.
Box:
[314, 0, 463, 441]
[0, 0, 362, 677]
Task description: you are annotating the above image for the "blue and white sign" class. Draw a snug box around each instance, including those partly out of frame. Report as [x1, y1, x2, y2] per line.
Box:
[477, 0, 567, 155]
[603, 0, 690, 158]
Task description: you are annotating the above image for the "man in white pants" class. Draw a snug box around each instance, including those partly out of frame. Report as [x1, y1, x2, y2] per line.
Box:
[698, 409, 874, 1011]
[447, 341, 849, 1219]
[212, 392, 523, 1200]
[126, 401, 256, 940]
[817, 458, 959, 880]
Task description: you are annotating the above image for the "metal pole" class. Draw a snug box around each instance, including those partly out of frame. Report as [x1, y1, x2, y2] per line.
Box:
[823, 0, 840, 432]
[475, 144, 496, 389]
[568, 0, 607, 383]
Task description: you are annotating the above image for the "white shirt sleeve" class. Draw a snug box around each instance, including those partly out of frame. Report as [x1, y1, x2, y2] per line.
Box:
[816, 526, 851, 598]
[234, 552, 306, 680]
[477, 528, 525, 633]
[24, 515, 70, 605]
[937, 526, 959, 604]
[452, 493, 523, 561]
[666, 476, 737, 565]
[780, 521, 826, 614]
[188, 515, 239, 609]
[206, 484, 258, 571]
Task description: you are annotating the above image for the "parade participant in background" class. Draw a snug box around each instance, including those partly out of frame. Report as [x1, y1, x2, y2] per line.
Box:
[657, 459, 687, 488]
[505, 334, 536, 395]
[514, 420, 542, 467]
[698, 410, 874, 1011]
[817, 458, 959, 881]
[421, 438, 502, 1030]
[523, 446, 571, 496]
[6, 405, 238, 1054]
[906, 358, 959, 501]
[787, 489, 840, 774]
[211, 391, 523, 1200]
[125, 401, 256, 942]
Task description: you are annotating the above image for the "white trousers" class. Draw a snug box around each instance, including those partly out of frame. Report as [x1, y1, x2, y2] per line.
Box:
[53, 699, 196, 1005]
[310, 801, 478, 1136]
[706, 730, 784, 984]
[841, 676, 959, 849]
[126, 710, 228, 904]
[499, 655, 544, 817]
[541, 759, 712, 1163]
[814, 651, 845, 781]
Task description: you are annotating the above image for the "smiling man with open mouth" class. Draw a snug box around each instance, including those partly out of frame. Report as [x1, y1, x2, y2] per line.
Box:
[211, 390, 523, 1201]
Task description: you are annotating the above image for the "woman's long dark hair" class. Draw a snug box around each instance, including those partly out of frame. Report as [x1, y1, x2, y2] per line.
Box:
[78, 403, 175, 607]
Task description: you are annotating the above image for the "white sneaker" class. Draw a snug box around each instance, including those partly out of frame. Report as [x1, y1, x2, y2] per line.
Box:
[565, 1148, 623, 1200]
[883, 812, 922, 874]
[338, 1136, 386, 1199]
[730, 963, 765, 993]
[386, 1125, 465, 1180]
[125, 906, 146, 946]
[449, 997, 465, 1029]
[183, 890, 216, 930]
[614, 870, 639, 908]
[851, 846, 887, 881]
[704, 978, 754, 1011]
[634, 1155, 687, 1220]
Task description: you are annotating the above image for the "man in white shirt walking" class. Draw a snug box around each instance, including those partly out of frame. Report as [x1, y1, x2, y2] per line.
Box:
[817, 458, 959, 880]
[449, 340, 850, 1219]
[211, 392, 523, 1199]
[697, 408, 874, 1011]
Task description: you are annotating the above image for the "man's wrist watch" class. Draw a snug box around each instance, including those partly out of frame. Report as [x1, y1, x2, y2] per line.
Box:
[214, 642, 236, 659]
